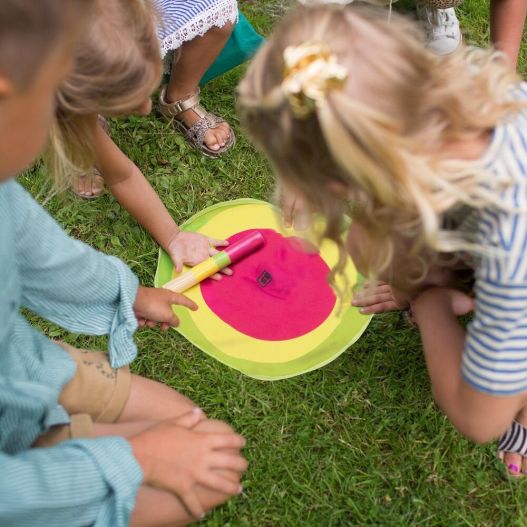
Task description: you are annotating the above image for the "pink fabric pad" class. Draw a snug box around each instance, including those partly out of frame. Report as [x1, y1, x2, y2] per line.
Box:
[200, 229, 336, 341]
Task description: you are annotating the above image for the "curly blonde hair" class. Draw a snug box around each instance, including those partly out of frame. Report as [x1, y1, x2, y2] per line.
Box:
[45, 0, 162, 191]
[238, 4, 525, 289]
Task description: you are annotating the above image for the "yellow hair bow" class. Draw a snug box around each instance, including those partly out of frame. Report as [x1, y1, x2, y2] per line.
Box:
[282, 41, 348, 119]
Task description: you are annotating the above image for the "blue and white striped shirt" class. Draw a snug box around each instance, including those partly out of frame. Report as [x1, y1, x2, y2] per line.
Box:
[461, 84, 527, 395]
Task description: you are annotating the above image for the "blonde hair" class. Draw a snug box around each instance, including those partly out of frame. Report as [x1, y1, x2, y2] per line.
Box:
[238, 5, 525, 289]
[46, 0, 162, 190]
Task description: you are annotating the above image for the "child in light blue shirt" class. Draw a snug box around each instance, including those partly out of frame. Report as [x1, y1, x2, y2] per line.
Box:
[0, 2, 246, 525]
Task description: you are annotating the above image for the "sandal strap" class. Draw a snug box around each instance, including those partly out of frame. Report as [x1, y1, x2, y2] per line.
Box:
[498, 420, 527, 455]
[159, 86, 201, 117]
[186, 114, 218, 147]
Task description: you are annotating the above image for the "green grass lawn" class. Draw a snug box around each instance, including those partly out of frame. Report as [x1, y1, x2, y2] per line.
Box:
[22, 1, 527, 525]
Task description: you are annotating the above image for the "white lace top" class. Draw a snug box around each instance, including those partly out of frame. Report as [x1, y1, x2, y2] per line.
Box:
[153, 0, 238, 58]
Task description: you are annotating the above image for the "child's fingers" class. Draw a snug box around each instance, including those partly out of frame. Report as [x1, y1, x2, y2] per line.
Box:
[168, 292, 198, 311]
[352, 291, 393, 307]
[283, 208, 293, 228]
[208, 433, 246, 450]
[210, 452, 249, 473]
[280, 196, 295, 227]
[210, 268, 232, 280]
[353, 283, 392, 299]
[208, 246, 218, 257]
[180, 488, 205, 520]
[207, 247, 233, 278]
[207, 237, 228, 248]
[200, 473, 242, 497]
[293, 212, 311, 231]
[359, 301, 399, 314]
[172, 252, 184, 274]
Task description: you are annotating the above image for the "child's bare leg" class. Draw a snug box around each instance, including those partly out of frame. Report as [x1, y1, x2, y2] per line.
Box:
[490, 0, 527, 67]
[165, 23, 234, 151]
[95, 418, 243, 527]
[117, 374, 197, 422]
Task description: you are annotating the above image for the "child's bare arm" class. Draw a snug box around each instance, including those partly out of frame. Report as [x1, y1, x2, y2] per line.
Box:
[490, 0, 527, 67]
[93, 122, 181, 252]
[411, 288, 526, 442]
[92, 120, 227, 270]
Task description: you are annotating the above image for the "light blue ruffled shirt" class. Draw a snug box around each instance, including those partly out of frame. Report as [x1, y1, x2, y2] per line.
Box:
[0, 180, 143, 526]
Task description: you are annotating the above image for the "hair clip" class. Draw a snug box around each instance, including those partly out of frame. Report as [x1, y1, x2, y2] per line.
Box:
[282, 41, 348, 118]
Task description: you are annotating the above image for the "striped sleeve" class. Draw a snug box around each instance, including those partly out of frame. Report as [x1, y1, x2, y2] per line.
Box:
[0, 437, 143, 527]
[462, 280, 527, 394]
[10, 181, 138, 368]
[461, 99, 527, 395]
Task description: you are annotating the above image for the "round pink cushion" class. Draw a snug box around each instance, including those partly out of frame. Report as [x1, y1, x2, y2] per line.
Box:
[200, 229, 336, 341]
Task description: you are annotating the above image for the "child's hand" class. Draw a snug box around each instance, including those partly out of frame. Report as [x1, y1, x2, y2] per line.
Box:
[352, 280, 410, 314]
[134, 286, 198, 330]
[167, 231, 232, 279]
[129, 413, 247, 519]
[279, 184, 312, 231]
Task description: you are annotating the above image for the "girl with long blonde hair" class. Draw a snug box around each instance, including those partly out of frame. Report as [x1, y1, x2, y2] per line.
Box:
[238, 3, 527, 477]
[48, 0, 229, 274]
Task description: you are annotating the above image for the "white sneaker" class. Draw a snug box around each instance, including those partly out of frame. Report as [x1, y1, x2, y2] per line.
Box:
[416, 4, 461, 56]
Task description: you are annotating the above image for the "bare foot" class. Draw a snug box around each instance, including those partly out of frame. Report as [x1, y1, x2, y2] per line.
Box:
[72, 170, 105, 199]
[352, 281, 410, 314]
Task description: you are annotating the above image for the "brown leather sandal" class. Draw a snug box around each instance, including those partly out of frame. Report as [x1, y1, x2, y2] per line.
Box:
[158, 87, 235, 158]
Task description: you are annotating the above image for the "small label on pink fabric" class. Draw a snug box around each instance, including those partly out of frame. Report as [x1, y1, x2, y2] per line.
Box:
[257, 270, 273, 288]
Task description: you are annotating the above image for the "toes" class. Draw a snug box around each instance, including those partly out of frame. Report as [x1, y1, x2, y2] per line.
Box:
[204, 130, 222, 151]
[205, 135, 220, 151]
[205, 124, 231, 150]
[73, 173, 104, 198]
[215, 128, 228, 148]
[75, 178, 88, 197]
[218, 123, 231, 145]
[503, 451, 523, 477]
